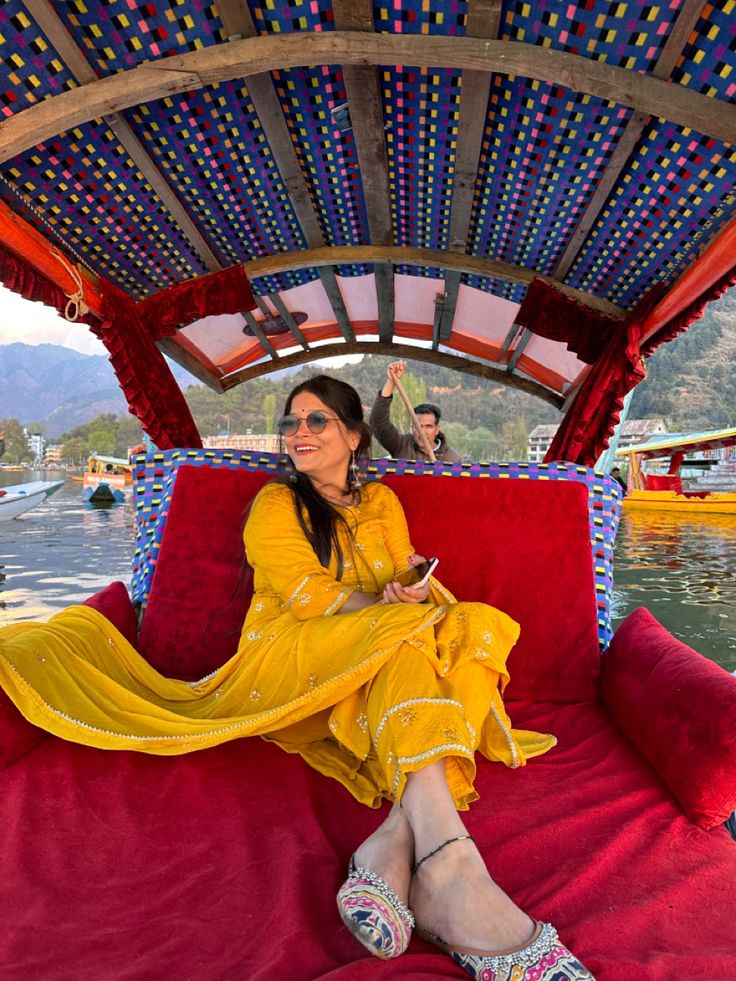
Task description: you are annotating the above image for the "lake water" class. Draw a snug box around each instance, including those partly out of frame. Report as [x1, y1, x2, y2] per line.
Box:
[2, 470, 735, 672]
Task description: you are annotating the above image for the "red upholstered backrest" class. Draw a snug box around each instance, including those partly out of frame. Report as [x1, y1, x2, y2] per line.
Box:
[644, 473, 683, 493]
[136, 466, 270, 680]
[138, 466, 601, 699]
[383, 474, 600, 702]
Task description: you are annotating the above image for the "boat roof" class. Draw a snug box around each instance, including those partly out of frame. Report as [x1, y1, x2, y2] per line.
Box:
[615, 426, 736, 460]
[89, 455, 131, 467]
[1, 1, 734, 404]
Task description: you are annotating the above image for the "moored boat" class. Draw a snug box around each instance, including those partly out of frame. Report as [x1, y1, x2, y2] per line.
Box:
[616, 427, 736, 514]
[0, 479, 64, 522]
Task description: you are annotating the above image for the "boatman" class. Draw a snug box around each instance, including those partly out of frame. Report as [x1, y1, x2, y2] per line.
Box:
[611, 466, 628, 495]
[370, 360, 461, 463]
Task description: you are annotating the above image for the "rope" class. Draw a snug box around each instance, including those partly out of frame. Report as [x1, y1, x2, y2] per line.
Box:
[49, 247, 89, 322]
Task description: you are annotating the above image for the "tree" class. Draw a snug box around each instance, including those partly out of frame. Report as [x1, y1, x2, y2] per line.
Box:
[61, 436, 90, 466]
[87, 429, 116, 456]
[501, 417, 529, 461]
[262, 392, 277, 434]
[0, 418, 32, 464]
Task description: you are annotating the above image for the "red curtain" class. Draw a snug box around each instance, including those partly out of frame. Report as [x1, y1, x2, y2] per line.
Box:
[515, 278, 622, 364]
[544, 266, 736, 466]
[0, 240, 97, 327]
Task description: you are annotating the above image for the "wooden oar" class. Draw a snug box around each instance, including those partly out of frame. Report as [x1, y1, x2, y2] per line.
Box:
[392, 374, 437, 463]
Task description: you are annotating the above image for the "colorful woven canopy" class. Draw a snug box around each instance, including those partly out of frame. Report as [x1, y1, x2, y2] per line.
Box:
[0, 1, 734, 454]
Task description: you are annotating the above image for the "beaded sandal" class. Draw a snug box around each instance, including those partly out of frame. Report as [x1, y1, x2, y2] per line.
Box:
[336, 855, 414, 959]
[412, 836, 596, 981]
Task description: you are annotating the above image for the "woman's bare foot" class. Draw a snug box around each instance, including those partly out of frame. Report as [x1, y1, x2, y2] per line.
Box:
[352, 804, 414, 908]
[409, 836, 535, 953]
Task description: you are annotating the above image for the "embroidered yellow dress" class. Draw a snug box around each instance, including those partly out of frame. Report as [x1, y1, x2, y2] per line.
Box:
[0, 481, 554, 808]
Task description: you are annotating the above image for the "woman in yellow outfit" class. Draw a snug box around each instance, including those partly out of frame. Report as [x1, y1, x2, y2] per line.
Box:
[0, 375, 592, 981]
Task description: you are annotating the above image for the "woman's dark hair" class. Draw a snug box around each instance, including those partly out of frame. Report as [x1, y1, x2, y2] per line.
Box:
[280, 375, 372, 575]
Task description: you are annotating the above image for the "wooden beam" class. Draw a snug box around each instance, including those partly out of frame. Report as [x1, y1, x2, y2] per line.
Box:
[222, 340, 565, 407]
[268, 293, 310, 350]
[375, 262, 395, 343]
[21, 0, 221, 272]
[319, 267, 355, 342]
[438, 271, 462, 342]
[241, 244, 624, 316]
[333, 1, 393, 248]
[242, 310, 279, 358]
[156, 336, 225, 392]
[506, 328, 532, 372]
[448, 1, 501, 253]
[3, 32, 734, 163]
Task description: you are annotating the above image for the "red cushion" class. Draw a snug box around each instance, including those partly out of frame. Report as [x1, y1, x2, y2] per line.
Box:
[601, 606, 736, 829]
[83, 581, 138, 647]
[0, 688, 45, 770]
[136, 466, 270, 679]
[383, 475, 601, 702]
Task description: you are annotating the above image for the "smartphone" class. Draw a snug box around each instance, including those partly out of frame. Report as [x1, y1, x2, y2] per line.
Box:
[394, 557, 439, 590]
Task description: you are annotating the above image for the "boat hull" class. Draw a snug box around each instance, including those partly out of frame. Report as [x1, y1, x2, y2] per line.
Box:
[623, 489, 736, 514]
[0, 480, 65, 521]
[84, 482, 126, 504]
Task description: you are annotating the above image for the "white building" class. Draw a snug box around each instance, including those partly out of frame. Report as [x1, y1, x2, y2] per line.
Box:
[202, 433, 281, 453]
[527, 418, 668, 463]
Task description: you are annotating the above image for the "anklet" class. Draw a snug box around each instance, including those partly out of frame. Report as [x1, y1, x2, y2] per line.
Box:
[412, 834, 475, 875]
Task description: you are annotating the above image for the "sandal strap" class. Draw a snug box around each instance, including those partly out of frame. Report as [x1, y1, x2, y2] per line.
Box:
[412, 833, 475, 875]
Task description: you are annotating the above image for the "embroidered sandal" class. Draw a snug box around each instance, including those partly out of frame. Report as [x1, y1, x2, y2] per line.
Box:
[412, 836, 595, 981]
[336, 855, 414, 959]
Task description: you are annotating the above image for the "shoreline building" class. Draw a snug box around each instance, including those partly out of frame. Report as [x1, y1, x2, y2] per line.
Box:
[202, 433, 281, 453]
[527, 418, 668, 463]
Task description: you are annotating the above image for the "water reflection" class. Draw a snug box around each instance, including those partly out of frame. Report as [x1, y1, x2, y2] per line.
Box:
[612, 510, 736, 671]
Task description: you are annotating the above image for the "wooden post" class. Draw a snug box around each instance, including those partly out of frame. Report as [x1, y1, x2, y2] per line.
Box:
[392, 375, 437, 463]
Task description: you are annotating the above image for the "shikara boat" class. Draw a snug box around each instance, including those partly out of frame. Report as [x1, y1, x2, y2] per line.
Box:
[81, 453, 133, 503]
[0, 479, 64, 521]
[616, 426, 736, 514]
[0, 2, 735, 979]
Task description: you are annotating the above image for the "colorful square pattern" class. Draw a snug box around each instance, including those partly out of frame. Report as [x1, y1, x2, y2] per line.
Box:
[129, 449, 622, 649]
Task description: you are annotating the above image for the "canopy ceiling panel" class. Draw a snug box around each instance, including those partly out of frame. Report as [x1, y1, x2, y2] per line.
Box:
[0, 0, 734, 434]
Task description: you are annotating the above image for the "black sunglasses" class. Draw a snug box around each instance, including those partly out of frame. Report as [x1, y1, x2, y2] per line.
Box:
[278, 411, 339, 437]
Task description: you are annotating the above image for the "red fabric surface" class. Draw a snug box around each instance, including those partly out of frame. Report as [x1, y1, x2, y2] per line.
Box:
[94, 281, 203, 450]
[137, 264, 255, 341]
[1, 702, 734, 979]
[0, 238, 98, 328]
[136, 466, 271, 679]
[82, 580, 138, 647]
[0, 688, 45, 771]
[643, 474, 683, 493]
[601, 607, 736, 830]
[383, 474, 601, 703]
[515, 278, 622, 365]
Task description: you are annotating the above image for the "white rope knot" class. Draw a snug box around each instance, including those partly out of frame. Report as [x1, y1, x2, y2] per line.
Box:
[49, 247, 89, 322]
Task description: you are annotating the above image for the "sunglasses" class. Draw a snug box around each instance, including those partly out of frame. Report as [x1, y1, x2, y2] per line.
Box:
[278, 411, 339, 437]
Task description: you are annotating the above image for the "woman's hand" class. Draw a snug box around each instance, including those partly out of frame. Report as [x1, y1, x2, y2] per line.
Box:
[381, 553, 431, 604]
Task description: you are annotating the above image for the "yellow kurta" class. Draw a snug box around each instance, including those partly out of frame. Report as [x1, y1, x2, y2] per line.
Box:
[0, 481, 555, 808]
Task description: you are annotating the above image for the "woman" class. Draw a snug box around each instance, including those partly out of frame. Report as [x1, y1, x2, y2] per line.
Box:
[0, 375, 592, 980]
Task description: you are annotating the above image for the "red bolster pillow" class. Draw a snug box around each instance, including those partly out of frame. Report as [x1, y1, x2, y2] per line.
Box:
[601, 606, 736, 830]
[82, 581, 138, 648]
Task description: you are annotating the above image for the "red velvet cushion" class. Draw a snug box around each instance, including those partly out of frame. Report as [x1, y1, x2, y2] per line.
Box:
[0, 688, 45, 771]
[383, 475, 601, 702]
[136, 466, 270, 679]
[601, 606, 736, 829]
[82, 580, 138, 647]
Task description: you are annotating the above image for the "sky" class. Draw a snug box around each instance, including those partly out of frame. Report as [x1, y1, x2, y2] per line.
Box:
[0, 282, 364, 370]
[0, 283, 105, 355]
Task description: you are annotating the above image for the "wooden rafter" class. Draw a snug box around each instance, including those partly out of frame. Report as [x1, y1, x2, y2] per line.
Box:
[267, 294, 310, 351]
[21, 0, 221, 273]
[215, 2, 354, 347]
[241, 245, 624, 316]
[221, 340, 566, 408]
[3, 32, 735, 164]
[156, 336, 225, 391]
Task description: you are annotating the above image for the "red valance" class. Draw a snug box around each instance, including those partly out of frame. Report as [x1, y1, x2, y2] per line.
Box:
[515, 279, 622, 364]
[0, 240, 96, 328]
[137, 264, 255, 341]
[92, 281, 203, 450]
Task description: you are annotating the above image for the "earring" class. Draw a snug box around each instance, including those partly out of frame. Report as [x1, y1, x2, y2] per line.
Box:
[350, 451, 361, 489]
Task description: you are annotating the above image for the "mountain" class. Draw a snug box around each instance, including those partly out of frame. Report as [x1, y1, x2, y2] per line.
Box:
[0, 342, 200, 436]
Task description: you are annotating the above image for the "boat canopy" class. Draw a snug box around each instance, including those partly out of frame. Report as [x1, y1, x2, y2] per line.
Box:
[615, 426, 736, 462]
[1, 1, 734, 462]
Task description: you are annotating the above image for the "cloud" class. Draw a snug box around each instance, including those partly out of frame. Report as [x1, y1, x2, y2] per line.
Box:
[0, 285, 105, 356]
